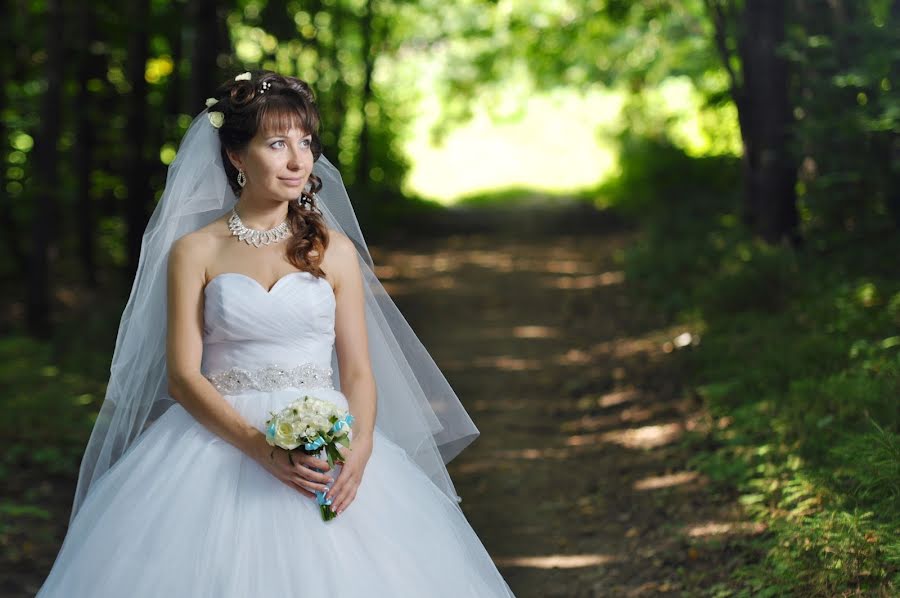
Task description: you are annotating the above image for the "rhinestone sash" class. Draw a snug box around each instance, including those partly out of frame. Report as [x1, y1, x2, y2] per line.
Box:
[204, 363, 334, 395]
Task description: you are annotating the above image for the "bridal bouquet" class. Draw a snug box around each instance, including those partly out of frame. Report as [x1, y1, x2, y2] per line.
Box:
[265, 396, 354, 521]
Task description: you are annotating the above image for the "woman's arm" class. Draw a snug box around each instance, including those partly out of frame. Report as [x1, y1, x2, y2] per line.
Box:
[165, 232, 333, 497]
[165, 233, 262, 454]
[323, 231, 377, 515]
[329, 231, 377, 444]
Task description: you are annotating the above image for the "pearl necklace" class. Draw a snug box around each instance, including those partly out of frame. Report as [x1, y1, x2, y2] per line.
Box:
[227, 207, 292, 247]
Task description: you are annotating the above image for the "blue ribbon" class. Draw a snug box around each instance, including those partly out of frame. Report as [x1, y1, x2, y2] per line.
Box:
[315, 488, 333, 506]
[331, 414, 355, 434]
[304, 436, 326, 451]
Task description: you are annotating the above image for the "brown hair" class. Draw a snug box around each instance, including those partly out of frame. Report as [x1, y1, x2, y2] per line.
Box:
[210, 70, 328, 276]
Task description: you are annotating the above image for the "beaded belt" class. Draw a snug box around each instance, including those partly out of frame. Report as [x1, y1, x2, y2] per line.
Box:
[204, 363, 334, 395]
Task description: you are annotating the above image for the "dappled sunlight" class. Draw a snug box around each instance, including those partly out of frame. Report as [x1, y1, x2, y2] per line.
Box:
[633, 471, 700, 491]
[552, 348, 592, 365]
[472, 355, 542, 371]
[487, 446, 578, 461]
[598, 389, 639, 408]
[464, 250, 516, 273]
[495, 553, 621, 569]
[561, 412, 621, 433]
[512, 325, 559, 339]
[586, 337, 657, 360]
[418, 275, 458, 291]
[684, 520, 767, 538]
[543, 259, 588, 275]
[566, 422, 683, 449]
[547, 271, 625, 290]
[561, 403, 664, 433]
[373, 264, 399, 279]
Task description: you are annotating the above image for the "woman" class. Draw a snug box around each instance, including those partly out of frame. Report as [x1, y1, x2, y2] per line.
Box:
[36, 71, 516, 597]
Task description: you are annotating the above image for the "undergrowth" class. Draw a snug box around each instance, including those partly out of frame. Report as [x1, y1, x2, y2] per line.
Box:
[613, 137, 900, 596]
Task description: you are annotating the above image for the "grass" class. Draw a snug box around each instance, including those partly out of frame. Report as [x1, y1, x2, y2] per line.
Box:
[613, 138, 900, 596]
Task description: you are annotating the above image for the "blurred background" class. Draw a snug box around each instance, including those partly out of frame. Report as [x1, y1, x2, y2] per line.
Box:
[1, 1, 898, 596]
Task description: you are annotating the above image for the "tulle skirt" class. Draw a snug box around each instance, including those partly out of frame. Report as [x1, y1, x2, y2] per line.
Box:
[36, 387, 515, 597]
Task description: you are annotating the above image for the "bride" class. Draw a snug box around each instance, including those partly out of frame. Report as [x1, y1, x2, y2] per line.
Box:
[36, 70, 516, 597]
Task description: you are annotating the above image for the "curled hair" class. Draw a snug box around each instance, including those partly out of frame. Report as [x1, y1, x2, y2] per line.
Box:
[209, 70, 329, 276]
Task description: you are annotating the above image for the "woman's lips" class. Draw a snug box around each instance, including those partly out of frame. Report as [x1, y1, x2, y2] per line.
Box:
[279, 177, 303, 187]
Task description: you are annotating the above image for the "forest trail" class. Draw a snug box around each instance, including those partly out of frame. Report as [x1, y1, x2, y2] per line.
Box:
[372, 204, 761, 597]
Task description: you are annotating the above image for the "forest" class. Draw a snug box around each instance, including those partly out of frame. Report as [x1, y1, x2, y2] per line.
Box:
[2, 0, 898, 596]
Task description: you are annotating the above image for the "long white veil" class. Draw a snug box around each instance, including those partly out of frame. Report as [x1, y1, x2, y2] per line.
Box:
[69, 108, 480, 525]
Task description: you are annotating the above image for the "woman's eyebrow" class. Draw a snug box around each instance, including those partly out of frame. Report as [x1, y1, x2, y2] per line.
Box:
[265, 132, 312, 139]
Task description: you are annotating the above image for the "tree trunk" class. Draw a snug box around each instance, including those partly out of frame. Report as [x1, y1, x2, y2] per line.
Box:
[0, 0, 28, 276]
[737, 0, 798, 243]
[165, 1, 185, 129]
[27, 0, 64, 337]
[187, 0, 220, 114]
[329, 3, 349, 172]
[355, 0, 375, 190]
[75, 0, 100, 286]
[706, 0, 799, 244]
[125, 0, 151, 277]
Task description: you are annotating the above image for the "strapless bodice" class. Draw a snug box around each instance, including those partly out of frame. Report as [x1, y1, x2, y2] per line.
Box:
[200, 271, 336, 379]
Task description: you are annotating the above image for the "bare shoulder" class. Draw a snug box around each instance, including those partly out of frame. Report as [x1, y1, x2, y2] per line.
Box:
[321, 228, 360, 288]
[169, 216, 226, 279]
[325, 228, 356, 258]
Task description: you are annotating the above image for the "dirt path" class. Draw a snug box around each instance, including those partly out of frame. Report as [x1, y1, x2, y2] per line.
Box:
[371, 221, 762, 597]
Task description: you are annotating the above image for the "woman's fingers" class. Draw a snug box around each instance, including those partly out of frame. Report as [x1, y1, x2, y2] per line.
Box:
[301, 453, 331, 471]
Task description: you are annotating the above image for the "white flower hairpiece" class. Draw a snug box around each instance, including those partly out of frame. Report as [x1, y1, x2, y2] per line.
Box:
[207, 111, 224, 128]
[205, 97, 218, 108]
[235, 72, 251, 81]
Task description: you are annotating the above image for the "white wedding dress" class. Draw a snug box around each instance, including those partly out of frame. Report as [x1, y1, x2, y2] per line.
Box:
[36, 270, 516, 597]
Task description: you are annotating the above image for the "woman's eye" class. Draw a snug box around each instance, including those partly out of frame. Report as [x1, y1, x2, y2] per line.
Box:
[300, 139, 311, 148]
[271, 140, 285, 149]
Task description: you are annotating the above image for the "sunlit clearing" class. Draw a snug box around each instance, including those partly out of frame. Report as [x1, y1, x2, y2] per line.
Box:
[633, 471, 700, 491]
[403, 79, 624, 203]
[495, 554, 620, 569]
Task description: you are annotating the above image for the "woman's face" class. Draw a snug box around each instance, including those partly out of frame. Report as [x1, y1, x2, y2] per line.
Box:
[229, 125, 314, 202]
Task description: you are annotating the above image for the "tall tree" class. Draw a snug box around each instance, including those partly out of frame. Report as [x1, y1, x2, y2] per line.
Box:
[187, 0, 221, 117]
[26, 0, 64, 337]
[0, 0, 27, 275]
[355, 0, 376, 190]
[74, 0, 102, 286]
[706, 0, 798, 243]
[124, 0, 151, 276]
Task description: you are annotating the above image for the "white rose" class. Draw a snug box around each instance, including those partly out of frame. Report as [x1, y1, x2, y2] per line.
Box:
[207, 111, 224, 129]
[234, 71, 251, 81]
[274, 421, 300, 450]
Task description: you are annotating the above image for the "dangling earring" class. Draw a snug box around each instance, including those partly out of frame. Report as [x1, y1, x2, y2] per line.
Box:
[237, 169, 246, 188]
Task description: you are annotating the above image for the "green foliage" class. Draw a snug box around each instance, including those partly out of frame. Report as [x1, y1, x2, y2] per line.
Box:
[617, 137, 900, 595]
[785, 0, 900, 239]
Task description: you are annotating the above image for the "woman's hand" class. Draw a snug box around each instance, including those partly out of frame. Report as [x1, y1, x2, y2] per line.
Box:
[326, 434, 373, 516]
[248, 434, 333, 499]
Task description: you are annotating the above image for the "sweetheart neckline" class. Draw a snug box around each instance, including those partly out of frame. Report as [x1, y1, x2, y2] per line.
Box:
[204, 271, 335, 297]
